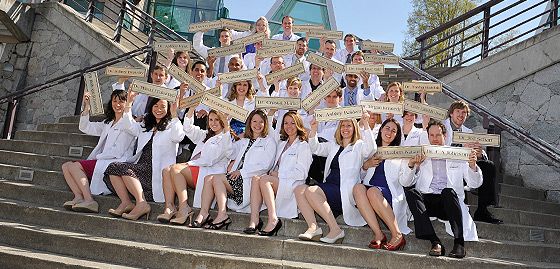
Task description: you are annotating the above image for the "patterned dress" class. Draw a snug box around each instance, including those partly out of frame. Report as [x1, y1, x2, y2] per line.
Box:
[226, 138, 255, 205]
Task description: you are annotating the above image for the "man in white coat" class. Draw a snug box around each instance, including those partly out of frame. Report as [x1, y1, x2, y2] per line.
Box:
[401, 120, 482, 259]
[271, 15, 301, 67]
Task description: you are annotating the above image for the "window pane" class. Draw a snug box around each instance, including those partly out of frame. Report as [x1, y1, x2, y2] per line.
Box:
[197, 0, 219, 9]
[172, 0, 196, 7]
[289, 2, 329, 26]
[171, 7, 194, 33]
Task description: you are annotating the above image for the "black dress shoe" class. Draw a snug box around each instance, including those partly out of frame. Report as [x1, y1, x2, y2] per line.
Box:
[258, 219, 283, 236]
[429, 242, 445, 256]
[243, 218, 263, 234]
[474, 212, 504, 224]
[448, 244, 466, 259]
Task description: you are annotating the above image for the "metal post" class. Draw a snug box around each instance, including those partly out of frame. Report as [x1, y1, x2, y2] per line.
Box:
[2, 99, 19, 139]
[75, 76, 86, 116]
[113, 0, 127, 42]
[144, 20, 157, 83]
[419, 39, 427, 70]
[481, 7, 491, 58]
[486, 124, 503, 206]
[551, 0, 559, 27]
[85, 0, 95, 23]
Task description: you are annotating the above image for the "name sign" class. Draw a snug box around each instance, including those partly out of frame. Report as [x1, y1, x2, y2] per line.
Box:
[167, 64, 206, 93]
[130, 79, 177, 102]
[105, 67, 147, 78]
[307, 53, 344, 73]
[361, 101, 404, 114]
[257, 45, 295, 58]
[361, 41, 395, 52]
[153, 41, 192, 52]
[220, 18, 252, 31]
[207, 43, 245, 58]
[179, 87, 221, 109]
[262, 39, 297, 49]
[376, 146, 423, 159]
[314, 106, 363, 122]
[233, 32, 266, 46]
[188, 20, 223, 33]
[306, 29, 343, 40]
[403, 100, 448, 121]
[452, 132, 501, 147]
[218, 68, 258, 84]
[201, 93, 249, 122]
[344, 64, 385, 75]
[364, 54, 400, 65]
[292, 24, 324, 33]
[83, 71, 104, 116]
[301, 77, 340, 111]
[265, 62, 305, 83]
[423, 145, 472, 161]
[403, 81, 443, 93]
[255, 96, 301, 110]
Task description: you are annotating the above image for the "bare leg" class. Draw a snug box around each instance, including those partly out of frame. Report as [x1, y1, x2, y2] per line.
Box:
[61, 162, 83, 201]
[305, 186, 342, 238]
[294, 185, 318, 233]
[161, 166, 176, 213]
[248, 176, 263, 228]
[367, 188, 402, 244]
[353, 184, 384, 242]
[211, 174, 233, 223]
[171, 163, 192, 212]
[194, 175, 215, 223]
[66, 162, 94, 202]
[121, 175, 149, 215]
[259, 175, 279, 231]
[109, 175, 133, 211]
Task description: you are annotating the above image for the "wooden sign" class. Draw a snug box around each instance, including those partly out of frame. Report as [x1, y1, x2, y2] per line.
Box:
[233, 32, 266, 46]
[307, 53, 344, 73]
[207, 43, 245, 58]
[292, 24, 324, 33]
[256, 45, 295, 58]
[403, 81, 443, 93]
[201, 93, 249, 122]
[130, 79, 177, 102]
[188, 20, 223, 33]
[262, 39, 297, 49]
[452, 132, 501, 147]
[301, 77, 340, 111]
[306, 29, 344, 40]
[220, 18, 252, 31]
[314, 106, 363, 122]
[361, 41, 395, 52]
[83, 71, 104, 116]
[156, 52, 170, 67]
[255, 96, 301, 110]
[167, 64, 206, 93]
[364, 54, 400, 65]
[361, 100, 404, 114]
[423, 145, 472, 161]
[153, 41, 192, 52]
[179, 87, 221, 109]
[403, 100, 448, 121]
[265, 62, 305, 83]
[344, 64, 385, 75]
[376, 146, 423, 159]
[105, 67, 147, 78]
[218, 68, 258, 84]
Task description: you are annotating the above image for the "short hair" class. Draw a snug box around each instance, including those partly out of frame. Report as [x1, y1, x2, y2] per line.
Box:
[286, 77, 302, 89]
[334, 119, 361, 146]
[309, 63, 325, 71]
[152, 65, 167, 75]
[324, 39, 336, 46]
[270, 56, 284, 64]
[191, 60, 207, 71]
[244, 109, 269, 139]
[427, 120, 447, 136]
[297, 37, 307, 43]
[280, 111, 308, 142]
[403, 110, 418, 118]
[219, 28, 232, 36]
[385, 82, 404, 102]
[448, 100, 471, 117]
[351, 50, 364, 60]
[330, 87, 343, 97]
[375, 118, 402, 147]
[344, 34, 356, 41]
[282, 15, 294, 23]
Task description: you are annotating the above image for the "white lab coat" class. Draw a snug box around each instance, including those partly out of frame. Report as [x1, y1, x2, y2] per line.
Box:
[227, 135, 277, 212]
[271, 33, 301, 67]
[443, 118, 471, 146]
[193, 31, 240, 77]
[309, 128, 376, 226]
[360, 159, 413, 234]
[120, 111, 185, 202]
[399, 158, 483, 241]
[401, 126, 426, 146]
[183, 115, 234, 208]
[79, 115, 136, 195]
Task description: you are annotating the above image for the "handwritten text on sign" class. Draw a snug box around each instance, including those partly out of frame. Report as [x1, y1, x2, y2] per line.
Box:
[207, 43, 245, 58]
[306, 29, 343, 40]
[257, 45, 295, 58]
[255, 96, 301, 110]
[188, 20, 223, 33]
[361, 41, 395, 52]
[179, 87, 221, 109]
[234, 32, 266, 46]
[265, 62, 305, 83]
[344, 64, 385, 75]
[292, 24, 324, 32]
[364, 54, 400, 65]
[452, 132, 501, 147]
[130, 79, 177, 102]
[314, 106, 363, 122]
[83, 71, 104, 116]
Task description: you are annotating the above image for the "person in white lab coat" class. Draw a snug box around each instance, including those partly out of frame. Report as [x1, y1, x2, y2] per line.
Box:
[62, 87, 135, 213]
[163, 48, 191, 89]
[354, 118, 410, 251]
[193, 28, 239, 78]
[381, 82, 405, 126]
[225, 79, 267, 136]
[401, 111, 426, 146]
[103, 91, 185, 221]
[295, 113, 375, 244]
[400, 120, 482, 259]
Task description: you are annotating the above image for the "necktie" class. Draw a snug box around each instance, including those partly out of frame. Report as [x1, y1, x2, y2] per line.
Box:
[348, 89, 356, 106]
[217, 56, 226, 74]
[345, 53, 352, 63]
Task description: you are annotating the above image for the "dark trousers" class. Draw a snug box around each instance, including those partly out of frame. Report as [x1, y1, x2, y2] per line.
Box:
[405, 188, 464, 244]
[307, 154, 326, 185]
[475, 159, 497, 210]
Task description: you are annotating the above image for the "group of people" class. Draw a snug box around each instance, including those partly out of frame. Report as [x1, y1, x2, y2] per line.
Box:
[60, 15, 503, 259]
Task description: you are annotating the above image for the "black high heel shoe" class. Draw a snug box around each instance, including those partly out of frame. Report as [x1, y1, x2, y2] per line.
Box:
[190, 215, 213, 228]
[243, 218, 263, 234]
[207, 217, 232, 230]
[258, 219, 282, 236]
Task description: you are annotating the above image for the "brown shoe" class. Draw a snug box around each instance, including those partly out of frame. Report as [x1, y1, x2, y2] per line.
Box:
[72, 200, 99, 213]
[157, 208, 177, 223]
[429, 242, 445, 256]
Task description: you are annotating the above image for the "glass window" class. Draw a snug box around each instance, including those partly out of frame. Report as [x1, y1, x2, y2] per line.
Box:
[196, 0, 220, 10]
[290, 2, 329, 25]
[171, 6, 194, 33]
[172, 0, 196, 7]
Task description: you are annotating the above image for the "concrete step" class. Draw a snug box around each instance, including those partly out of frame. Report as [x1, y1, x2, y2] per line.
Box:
[1, 181, 560, 264]
[37, 123, 82, 134]
[503, 176, 525, 187]
[467, 193, 560, 216]
[0, 244, 137, 269]
[473, 206, 560, 230]
[58, 115, 104, 124]
[0, 163, 67, 190]
[0, 139, 93, 158]
[0, 149, 76, 171]
[14, 130, 98, 147]
[500, 183, 547, 201]
[0, 199, 556, 268]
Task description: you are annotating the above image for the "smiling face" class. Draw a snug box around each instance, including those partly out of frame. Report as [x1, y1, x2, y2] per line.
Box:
[323, 42, 336, 59]
[190, 63, 207, 82]
[324, 90, 341, 108]
[346, 74, 359, 88]
[228, 57, 243, 72]
[283, 115, 297, 138]
[386, 85, 402, 102]
[176, 52, 189, 68]
[208, 111, 224, 133]
[234, 81, 249, 97]
[152, 99, 168, 121]
[403, 111, 416, 126]
[450, 108, 468, 127]
[296, 40, 308, 56]
[339, 120, 354, 140]
[287, 84, 301, 98]
[282, 16, 293, 34]
[380, 121, 398, 146]
[256, 19, 267, 34]
[151, 68, 167, 85]
[428, 124, 446, 146]
[344, 35, 356, 51]
[310, 64, 324, 80]
[250, 113, 265, 138]
[111, 95, 126, 115]
[219, 30, 232, 46]
[352, 54, 365, 64]
[270, 57, 285, 72]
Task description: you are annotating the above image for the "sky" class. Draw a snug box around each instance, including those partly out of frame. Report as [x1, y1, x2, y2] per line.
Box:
[223, 0, 414, 56]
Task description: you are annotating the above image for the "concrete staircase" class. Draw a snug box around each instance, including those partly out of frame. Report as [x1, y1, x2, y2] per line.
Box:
[0, 116, 560, 268]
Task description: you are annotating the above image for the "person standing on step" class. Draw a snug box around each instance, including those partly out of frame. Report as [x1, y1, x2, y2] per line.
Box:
[62, 83, 136, 213]
[354, 119, 410, 251]
[103, 89, 185, 221]
[193, 28, 239, 78]
[334, 34, 358, 64]
[444, 100, 503, 224]
[271, 15, 301, 67]
[400, 120, 482, 259]
[295, 113, 375, 244]
[163, 48, 191, 89]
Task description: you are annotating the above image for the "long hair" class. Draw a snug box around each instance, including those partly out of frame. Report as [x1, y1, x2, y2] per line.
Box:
[142, 98, 171, 132]
[279, 111, 308, 142]
[103, 89, 127, 124]
[384, 82, 404, 102]
[202, 110, 239, 142]
[375, 118, 402, 147]
[171, 51, 190, 71]
[255, 16, 270, 38]
[244, 109, 269, 139]
[228, 80, 255, 101]
[334, 119, 361, 146]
